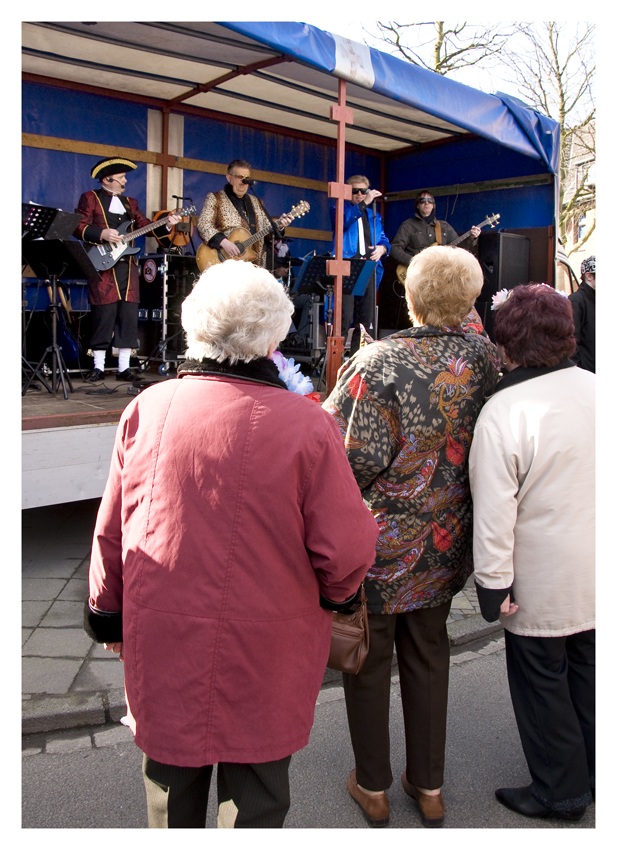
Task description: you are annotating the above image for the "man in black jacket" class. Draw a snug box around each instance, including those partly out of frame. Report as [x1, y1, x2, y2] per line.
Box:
[390, 190, 480, 273]
[569, 255, 595, 373]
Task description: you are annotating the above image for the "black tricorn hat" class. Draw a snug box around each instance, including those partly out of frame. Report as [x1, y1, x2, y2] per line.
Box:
[90, 158, 138, 180]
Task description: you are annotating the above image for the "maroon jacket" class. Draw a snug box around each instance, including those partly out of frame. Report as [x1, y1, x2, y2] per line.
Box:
[74, 188, 162, 305]
[88, 367, 379, 766]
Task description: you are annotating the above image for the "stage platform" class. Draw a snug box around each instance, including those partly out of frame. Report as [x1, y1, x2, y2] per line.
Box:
[21, 368, 170, 510]
[22, 369, 168, 432]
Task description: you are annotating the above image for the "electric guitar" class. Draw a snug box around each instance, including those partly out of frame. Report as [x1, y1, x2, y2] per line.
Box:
[396, 213, 500, 285]
[196, 201, 310, 272]
[87, 205, 197, 271]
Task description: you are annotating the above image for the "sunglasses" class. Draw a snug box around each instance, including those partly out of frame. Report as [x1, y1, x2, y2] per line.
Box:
[352, 188, 369, 194]
[418, 198, 435, 205]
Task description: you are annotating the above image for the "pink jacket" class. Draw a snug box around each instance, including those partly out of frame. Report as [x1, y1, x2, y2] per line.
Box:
[89, 371, 378, 766]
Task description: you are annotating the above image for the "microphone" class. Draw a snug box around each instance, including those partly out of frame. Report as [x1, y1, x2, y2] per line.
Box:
[242, 177, 258, 186]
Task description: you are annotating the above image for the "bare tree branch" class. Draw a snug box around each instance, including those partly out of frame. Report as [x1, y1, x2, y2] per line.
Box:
[501, 22, 595, 247]
[370, 21, 515, 75]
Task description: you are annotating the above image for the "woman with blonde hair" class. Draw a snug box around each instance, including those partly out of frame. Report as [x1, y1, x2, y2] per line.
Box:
[85, 260, 378, 829]
[324, 245, 500, 828]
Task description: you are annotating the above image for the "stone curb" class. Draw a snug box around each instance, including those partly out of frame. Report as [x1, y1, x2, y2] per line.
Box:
[22, 617, 502, 737]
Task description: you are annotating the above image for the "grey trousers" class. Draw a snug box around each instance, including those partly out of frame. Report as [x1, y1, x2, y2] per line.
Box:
[142, 753, 292, 828]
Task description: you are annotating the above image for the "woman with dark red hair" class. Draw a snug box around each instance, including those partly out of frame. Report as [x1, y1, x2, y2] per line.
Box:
[469, 283, 595, 823]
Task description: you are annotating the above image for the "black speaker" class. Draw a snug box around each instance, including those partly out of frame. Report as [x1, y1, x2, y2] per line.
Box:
[476, 232, 530, 339]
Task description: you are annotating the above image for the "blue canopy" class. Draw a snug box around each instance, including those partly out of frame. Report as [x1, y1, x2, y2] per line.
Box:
[222, 21, 559, 173]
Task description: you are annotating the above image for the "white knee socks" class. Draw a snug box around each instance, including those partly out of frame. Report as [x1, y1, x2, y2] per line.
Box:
[117, 349, 131, 373]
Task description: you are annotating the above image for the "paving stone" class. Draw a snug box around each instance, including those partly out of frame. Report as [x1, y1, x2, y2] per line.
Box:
[450, 651, 478, 665]
[107, 688, 128, 722]
[38, 600, 83, 628]
[46, 731, 93, 754]
[22, 657, 83, 696]
[89, 641, 117, 660]
[73, 559, 91, 578]
[58, 578, 89, 602]
[22, 601, 53, 629]
[451, 597, 474, 609]
[93, 725, 134, 748]
[448, 613, 503, 647]
[22, 693, 106, 734]
[23, 628, 93, 658]
[22, 628, 33, 646]
[72, 659, 126, 692]
[22, 744, 44, 756]
[22, 560, 83, 578]
[315, 686, 344, 705]
[22, 578, 67, 601]
[477, 639, 506, 655]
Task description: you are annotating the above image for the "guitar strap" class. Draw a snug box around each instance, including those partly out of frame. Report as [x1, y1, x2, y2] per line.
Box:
[434, 220, 443, 244]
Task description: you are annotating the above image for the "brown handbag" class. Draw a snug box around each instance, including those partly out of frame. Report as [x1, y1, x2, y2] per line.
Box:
[327, 584, 370, 675]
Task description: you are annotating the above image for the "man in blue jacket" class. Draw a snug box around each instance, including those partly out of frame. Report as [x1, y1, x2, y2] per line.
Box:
[330, 175, 390, 354]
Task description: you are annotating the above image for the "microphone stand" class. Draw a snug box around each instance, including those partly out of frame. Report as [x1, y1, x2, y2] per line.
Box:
[369, 198, 379, 339]
[248, 184, 283, 274]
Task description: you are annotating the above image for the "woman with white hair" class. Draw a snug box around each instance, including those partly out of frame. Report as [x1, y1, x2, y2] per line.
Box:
[324, 245, 500, 828]
[84, 260, 379, 829]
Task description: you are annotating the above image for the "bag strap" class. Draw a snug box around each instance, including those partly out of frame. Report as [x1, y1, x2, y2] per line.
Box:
[434, 220, 442, 244]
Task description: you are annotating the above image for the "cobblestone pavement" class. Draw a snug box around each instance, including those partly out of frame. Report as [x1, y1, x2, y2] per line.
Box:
[23, 498, 500, 737]
[23, 635, 506, 756]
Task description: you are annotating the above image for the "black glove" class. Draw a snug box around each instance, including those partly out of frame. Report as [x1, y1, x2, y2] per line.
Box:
[319, 585, 363, 614]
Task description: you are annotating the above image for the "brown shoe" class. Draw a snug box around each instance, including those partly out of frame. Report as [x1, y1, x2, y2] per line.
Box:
[401, 773, 444, 827]
[347, 769, 390, 827]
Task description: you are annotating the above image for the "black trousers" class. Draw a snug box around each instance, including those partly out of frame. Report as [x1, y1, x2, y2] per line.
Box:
[90, 300, 139, 351]
[343, 601, 452, 792]
[505, 629, 595, 812]
[142, 754, 291, 828]
[341, 274, 376, 355]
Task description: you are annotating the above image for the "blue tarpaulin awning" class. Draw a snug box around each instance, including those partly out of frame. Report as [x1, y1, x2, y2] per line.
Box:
[22, 20, 559, 171]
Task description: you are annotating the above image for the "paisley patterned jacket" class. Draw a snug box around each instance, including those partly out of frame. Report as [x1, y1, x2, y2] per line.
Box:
[324, 320, 500, 614]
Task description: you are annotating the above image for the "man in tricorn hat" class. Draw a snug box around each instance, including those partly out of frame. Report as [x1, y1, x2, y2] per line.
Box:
[74, 158, 181, 382]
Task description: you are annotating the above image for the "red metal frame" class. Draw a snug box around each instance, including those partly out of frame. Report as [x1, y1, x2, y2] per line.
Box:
[325, 79, 354, 392]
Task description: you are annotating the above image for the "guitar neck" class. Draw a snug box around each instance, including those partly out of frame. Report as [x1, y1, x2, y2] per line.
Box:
[241, 220, 280, 249]
[450, 217, 493, 247]
[451, 227, 475, 247]
[121, 208, 192, 244]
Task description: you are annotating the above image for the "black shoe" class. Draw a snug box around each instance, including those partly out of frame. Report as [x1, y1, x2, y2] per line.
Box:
[116, 368, 138, 382]
[283, 332, 307, 351]
[495, 786, 586, 821]
[85, 368, 104, 383]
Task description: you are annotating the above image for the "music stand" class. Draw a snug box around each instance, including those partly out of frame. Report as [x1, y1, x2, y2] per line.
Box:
[22, 210, 100, 398]
[292, 256, 376, 297]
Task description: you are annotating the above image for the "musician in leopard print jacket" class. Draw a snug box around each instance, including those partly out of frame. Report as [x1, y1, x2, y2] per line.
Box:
[198, 159, 289, 268]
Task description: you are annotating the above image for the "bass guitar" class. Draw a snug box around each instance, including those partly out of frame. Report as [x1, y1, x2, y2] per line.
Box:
[196, 200, 310, 272]
[87, 205, 197, 272]
[396, 213, 500, 285]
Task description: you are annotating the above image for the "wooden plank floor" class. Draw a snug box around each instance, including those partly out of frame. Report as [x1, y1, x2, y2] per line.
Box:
[21, 368, 169, 431]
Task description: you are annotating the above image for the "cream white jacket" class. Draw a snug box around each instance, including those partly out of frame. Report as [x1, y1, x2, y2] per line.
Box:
[469, 365, 595, 637]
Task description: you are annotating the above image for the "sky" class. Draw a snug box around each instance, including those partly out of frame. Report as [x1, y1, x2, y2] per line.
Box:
[299, 17, 594, 114]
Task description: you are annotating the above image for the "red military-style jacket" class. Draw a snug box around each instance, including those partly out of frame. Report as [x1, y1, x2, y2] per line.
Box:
[74, 188, 168, 305]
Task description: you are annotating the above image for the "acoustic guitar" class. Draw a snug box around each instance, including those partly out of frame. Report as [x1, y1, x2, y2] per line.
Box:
[395, 213, 500, 285]
[196, 201, 310, 272]
[87, 205, 197, 271]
